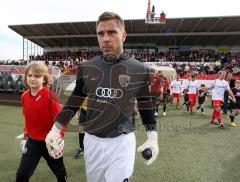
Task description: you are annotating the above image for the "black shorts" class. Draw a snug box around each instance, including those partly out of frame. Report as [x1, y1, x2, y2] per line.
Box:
[230, 102, 240, 109]
[162, 92, 171, 103]
[198, 97, 206, 105]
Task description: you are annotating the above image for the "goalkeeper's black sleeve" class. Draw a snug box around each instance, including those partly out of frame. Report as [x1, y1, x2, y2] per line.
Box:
[136, 96, 156, 131]
[56, 65, 87, 127]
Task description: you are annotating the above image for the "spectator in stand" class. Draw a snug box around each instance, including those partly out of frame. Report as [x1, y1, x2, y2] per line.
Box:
[160, 11, 166, 23]
[151, 5, 155, 19]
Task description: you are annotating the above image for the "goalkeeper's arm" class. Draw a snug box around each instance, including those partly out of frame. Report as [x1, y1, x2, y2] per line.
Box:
[136, 96, 159, 166]
[45, 65, 87, 158]
[55, 69, 87, 128]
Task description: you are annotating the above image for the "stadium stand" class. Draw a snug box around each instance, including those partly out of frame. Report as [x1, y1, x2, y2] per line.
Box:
[3, 16, 240, 79]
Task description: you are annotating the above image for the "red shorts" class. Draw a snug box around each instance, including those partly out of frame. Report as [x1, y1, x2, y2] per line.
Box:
[188, 94, 197, 104]
[172, 93, 180, 99]
[212, 100, 223, 108]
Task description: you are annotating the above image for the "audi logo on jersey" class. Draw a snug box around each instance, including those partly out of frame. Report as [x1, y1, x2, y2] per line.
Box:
[96, 87, 123, 99]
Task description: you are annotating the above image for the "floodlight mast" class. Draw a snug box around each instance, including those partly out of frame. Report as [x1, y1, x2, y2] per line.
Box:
[145, 0, 166, 25]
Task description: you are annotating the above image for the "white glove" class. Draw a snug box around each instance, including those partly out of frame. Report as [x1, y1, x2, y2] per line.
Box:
[48, 139, 65, 159]
[45, 124, 64, 159]
[20, 134, 28, 154]
[137, 131, 159, 166]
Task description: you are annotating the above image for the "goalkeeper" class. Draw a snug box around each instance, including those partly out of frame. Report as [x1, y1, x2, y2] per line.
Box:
[45, 12, 159, 182]
[16, 62, 67, 182]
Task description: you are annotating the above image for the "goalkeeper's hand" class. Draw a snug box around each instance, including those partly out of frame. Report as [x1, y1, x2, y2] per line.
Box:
[137, 131, 159, 166]
[45, 124, 64, 159]
[47, 139, 65, 159]
[20, 133, 28, 154]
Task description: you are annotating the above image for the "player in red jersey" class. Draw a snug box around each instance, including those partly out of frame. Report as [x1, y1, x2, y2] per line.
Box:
[160, 76, 170, 116]
[150, 70, 163, 116]
[16, 62, 67, 182]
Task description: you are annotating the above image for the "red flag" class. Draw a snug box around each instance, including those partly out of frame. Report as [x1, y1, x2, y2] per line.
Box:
[146, 0, 151, 18]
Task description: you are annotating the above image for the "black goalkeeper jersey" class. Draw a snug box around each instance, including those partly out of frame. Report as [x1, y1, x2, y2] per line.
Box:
[56, 54, 156, 138]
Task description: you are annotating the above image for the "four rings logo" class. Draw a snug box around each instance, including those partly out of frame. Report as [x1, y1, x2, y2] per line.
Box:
[96, 87, 123, 99]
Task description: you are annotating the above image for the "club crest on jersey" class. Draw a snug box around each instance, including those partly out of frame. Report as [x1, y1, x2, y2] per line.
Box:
[119, 74, 130, 87]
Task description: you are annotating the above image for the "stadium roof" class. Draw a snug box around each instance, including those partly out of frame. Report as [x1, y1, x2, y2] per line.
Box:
[9, 16, 240, 48]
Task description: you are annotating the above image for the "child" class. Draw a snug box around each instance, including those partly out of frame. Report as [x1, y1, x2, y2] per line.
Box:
[197, 84, 208, 114]
[229, 80, 240, 127]
[183, 88, 190, 111]
[16, 62, 67, 182]
[186, 75, 198, 114]
[170, 75, 182, 109]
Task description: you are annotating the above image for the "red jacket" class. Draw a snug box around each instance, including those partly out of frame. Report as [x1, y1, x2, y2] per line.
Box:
[22, 87, 65, 141]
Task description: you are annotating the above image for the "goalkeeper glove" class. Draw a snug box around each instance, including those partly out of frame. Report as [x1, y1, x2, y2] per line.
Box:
[20, 133, 28, 154]
[137, 131, 159, 166]
[48, 139, 65, 159]
[45, 124, 64, 159]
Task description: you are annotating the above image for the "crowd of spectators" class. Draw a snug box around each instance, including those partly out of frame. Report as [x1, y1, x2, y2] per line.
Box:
[30, 50, 102, 62]
[1, 49, 240, 77]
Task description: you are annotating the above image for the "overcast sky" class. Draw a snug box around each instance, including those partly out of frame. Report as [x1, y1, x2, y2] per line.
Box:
[0, 0, 239, 60]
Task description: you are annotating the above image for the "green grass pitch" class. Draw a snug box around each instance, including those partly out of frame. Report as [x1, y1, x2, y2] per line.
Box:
[1, 98, 240, 182]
